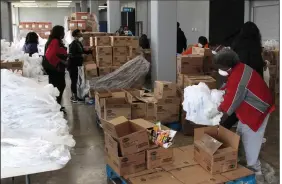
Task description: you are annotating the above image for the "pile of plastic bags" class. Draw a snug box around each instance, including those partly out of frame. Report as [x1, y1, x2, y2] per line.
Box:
[1, 69, 75, 169]
[1, 33, 47, 78]
[263, 40, 279, 51]
[182, 83, 225, 126]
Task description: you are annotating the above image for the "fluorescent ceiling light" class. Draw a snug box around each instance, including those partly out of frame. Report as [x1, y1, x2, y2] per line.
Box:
[21, 1, 36, 2]
[57, 6, 69, 7]
[57, 3, 70, 5]
[57, 1, 72, 2]
[99, 6, 107, 8]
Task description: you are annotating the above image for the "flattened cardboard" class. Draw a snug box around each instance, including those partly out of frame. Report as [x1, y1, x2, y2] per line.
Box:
[146, 147, 174, 169]
[161, 148, 197, 171]
[102, 117, 150, 156]
[124, 168, 162, 180]
[169, 165, 228, 184]
[129, 171, 183, 184]
[221, 165, 254, 181]
[194, 126, 240, 174]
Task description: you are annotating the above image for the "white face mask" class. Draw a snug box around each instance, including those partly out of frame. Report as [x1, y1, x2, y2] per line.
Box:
[78, 37, 83, 42]
[198, 43, 203, 48]
[218, 69, 230, 76]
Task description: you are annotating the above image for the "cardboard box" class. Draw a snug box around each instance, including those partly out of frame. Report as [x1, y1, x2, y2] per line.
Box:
[113, 56, 128, 66]
[96, 46, 112, 56]
[146, 147, 174, 169]
[84, 63, 98, 79]
[177, 55, 203, 75]
[129, 171, 183, 184]
[154, 103, 180, 123]
[101, 117, 150, 155]
[72, 12, 90, 20]
[111, 36, 131, 46]
[77, 20, 87, 30]
[84, 54, 94, 62]
[111, 66, 119, 72]
[98, 67, 111, 76]
[104, 98, 131, 120]
[192, 47, 213, 57]
[178, 75, 216, 89]
[169, 165, 228, 184]
[125, 89, 144, 103]
[221, 165, 254, 181]
[96, 55, 112, 67]
[113, 46, 128, 56]
[128, 46, 141, 57]
[128, 36, 139, 48]
[69, 21, 78, 30]
[131, 102, 146, 119]
[154, 81, 177, 99]
[124, 168, 161, 180]
[194, 126, 240, 174]
[161, 147, 197, 171]
[138, 96, 158, 120]
[95, 36, 111, 46]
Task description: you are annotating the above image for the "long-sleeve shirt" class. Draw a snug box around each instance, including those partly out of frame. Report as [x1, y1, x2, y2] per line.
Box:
[23, 43, 38, 56]
[45, 39, 67, 68]
[219, 63, 275, 132]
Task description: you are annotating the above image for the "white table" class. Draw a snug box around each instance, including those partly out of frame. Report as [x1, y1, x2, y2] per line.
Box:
[1, 163, 65, 184]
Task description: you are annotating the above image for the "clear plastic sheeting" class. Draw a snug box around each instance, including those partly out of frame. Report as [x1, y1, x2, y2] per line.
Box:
[1, 70, 75, 170]
[89, 55, 150, 91]
[182, 82, 225, 126]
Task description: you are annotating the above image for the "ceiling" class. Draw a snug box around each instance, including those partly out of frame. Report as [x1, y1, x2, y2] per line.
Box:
[10, 0, 107, 8]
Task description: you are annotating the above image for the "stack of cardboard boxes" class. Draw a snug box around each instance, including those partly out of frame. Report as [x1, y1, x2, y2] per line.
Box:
[19, 22, 52, 39]
[84, 35, 141, 79]
[177, 47, 217, 135]
[104, 118, 255, 184]
[68, 12, 98, 32]
[102, 116, 174, 176]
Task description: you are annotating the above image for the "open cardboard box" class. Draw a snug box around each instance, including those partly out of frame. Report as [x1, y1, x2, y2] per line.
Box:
[194, 126, 240, 174]
[101, 116, 150, 156]
[103, 97, 131, 120]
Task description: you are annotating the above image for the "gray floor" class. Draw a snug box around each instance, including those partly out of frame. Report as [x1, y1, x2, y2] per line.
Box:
[1, 78, 280, 184]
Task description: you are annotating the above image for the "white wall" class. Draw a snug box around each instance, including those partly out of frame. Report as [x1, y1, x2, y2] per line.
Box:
[136, 0, 148, 35]
[18, 8, 72, 27]
[1, 1, 12, 41]
[177, 0, 210, 45]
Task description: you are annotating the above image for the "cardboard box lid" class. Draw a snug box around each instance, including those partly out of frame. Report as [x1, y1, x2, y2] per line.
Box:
[221, 165, 254, 181]
[129, 171, 182, 184]
[194, 126, 240, 151]
[195, 134, 223, 155]
[101, 116, 128, 138]
[130, 119, 155, 129]
[169, 165, 228, 184]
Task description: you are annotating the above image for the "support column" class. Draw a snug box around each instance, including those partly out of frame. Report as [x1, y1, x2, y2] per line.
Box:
[107, 0, 121, 33]
[75, 2, 81, 12]
[150, 1, 177, 82]
[89, 0, 99, 21]
[80, 0, 88, 12]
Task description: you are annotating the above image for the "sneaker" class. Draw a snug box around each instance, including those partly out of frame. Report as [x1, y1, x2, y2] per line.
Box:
[71, 96, 78, 103]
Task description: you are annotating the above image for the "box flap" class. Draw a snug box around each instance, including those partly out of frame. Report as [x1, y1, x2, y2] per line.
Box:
[194, 126, 218, 142]
[217, 126, 240, 150]
[221, 165, 254, 181]
[101, 116, 128, 138]
[130, 119, 155, 129]
[129, 171, 183, 184]
[200, 134, 223, 155]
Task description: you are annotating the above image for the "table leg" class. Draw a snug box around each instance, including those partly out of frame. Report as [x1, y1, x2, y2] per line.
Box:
[25, 175, 31, 184]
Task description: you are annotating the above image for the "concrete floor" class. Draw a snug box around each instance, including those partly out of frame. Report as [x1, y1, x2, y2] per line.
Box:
[1, 82, 280, 184]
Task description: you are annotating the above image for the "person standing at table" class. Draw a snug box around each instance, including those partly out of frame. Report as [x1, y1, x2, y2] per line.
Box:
[23, 32, 39, 56]
[43, 25, 68, 113]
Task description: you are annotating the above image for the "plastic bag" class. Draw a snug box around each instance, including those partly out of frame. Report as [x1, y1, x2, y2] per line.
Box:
[77, 66, 90, 99]
[263, 60, 270, 87]
[182, 82, 224, 126]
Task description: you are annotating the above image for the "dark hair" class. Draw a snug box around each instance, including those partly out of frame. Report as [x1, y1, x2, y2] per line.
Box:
[72, 29, 81, 37]
[49, 25, 65, 40]
[198, 36, 208, 46]
[233, 21, 262, 51]
[177, 22, 180, 28]
[214, 48, 240, 68]
[25, 32, 39, 44]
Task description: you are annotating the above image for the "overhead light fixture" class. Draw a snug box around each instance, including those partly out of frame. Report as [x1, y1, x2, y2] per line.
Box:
[57, 1, 72, 2]
[21, 1, 36, 2]
[57, 6, 69, 7]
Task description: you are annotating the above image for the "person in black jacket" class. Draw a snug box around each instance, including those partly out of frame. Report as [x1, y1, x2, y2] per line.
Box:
[68, 29, 92, 103]
[139, 34, 150, 49]
[221, 21, 265, 130]
[177, 22, 187, 54]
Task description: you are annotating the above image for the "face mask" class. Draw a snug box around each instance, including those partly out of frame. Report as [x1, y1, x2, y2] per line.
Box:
[218, 69, 230, 76]
[78, 37, 83, 42]
[198, 43, 203, 48]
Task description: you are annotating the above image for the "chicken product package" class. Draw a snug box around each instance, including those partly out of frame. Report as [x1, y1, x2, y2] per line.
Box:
[182, 82, 225, 126]
[1, 69, 75, 171]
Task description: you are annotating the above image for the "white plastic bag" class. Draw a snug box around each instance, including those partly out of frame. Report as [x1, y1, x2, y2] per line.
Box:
[263, 60, 270, 87]
[182, 82, 224, 126]
[77, 66, 90, 99]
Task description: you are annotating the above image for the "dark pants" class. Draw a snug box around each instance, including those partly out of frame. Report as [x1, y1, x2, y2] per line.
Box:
[46, 69, 66, 105]
[222, 113, 239, 129]
[69, 67, 78, 95]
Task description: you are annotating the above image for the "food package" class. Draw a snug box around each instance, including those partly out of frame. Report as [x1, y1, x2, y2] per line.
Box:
[150, 122, 177, 149]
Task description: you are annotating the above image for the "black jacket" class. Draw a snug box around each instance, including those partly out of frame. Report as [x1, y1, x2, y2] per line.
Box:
[177, 28, 187, 54]
[68, 40, 92, 70]
[232, 39, 264, 77]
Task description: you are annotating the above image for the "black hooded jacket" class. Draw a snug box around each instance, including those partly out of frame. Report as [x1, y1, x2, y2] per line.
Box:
[177, 28, 187, 54]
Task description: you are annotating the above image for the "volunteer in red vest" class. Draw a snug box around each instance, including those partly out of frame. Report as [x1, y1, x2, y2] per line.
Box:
[214, 48, 275, 183]
[182, 36, 208, 55]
